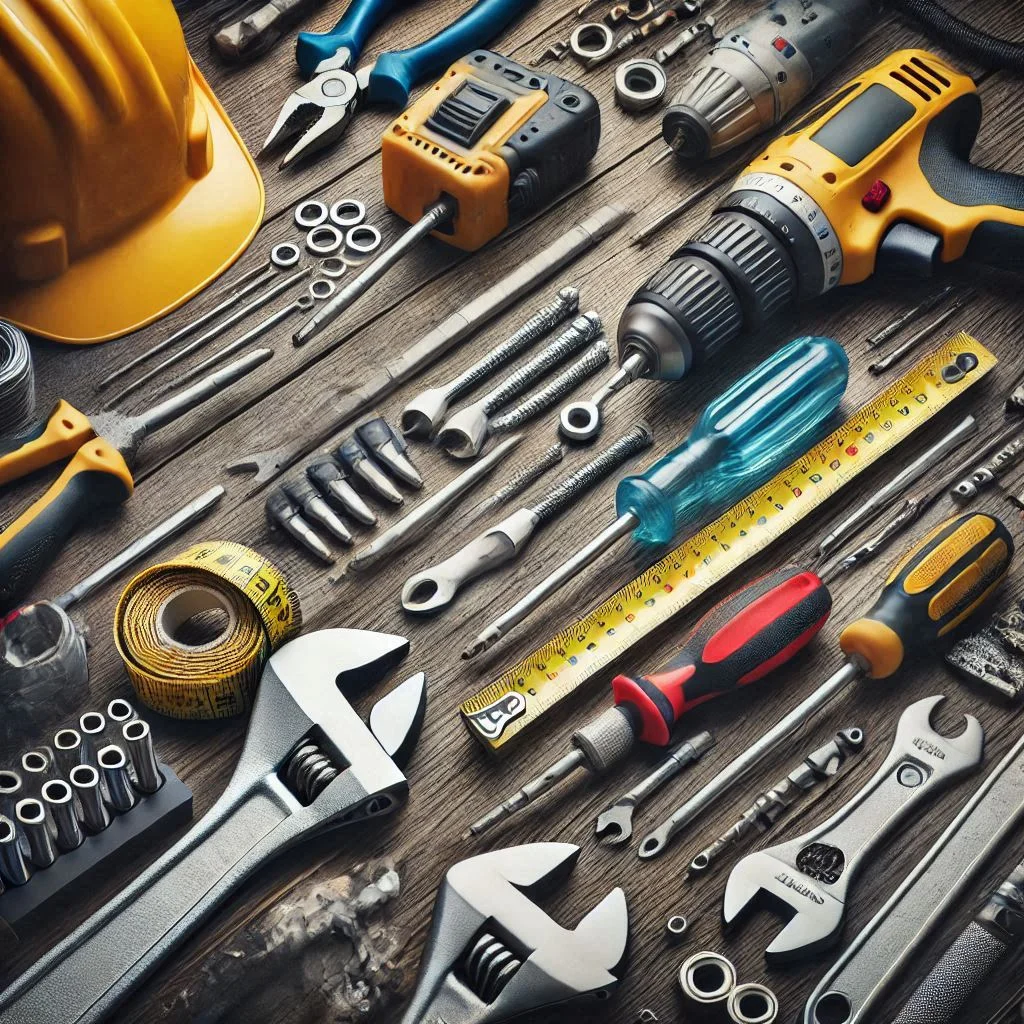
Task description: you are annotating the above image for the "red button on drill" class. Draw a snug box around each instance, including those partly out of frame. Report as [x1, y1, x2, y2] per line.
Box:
[862, 179, 891, 212]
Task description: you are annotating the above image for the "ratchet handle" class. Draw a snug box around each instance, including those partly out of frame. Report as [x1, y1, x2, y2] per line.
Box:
[295, 0, 411, 77]
[0, 791, 287, 1024]
[367, 0, 537, 107]
[0, 442, 133, 611]
[0, 400, 95, 486]
[840, 513, 1013, 679]
[612, 566, 832, 746]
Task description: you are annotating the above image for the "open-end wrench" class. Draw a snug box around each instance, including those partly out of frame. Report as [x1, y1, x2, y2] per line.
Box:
[595, 732, 714, 846]
[0, 629, 427, 1024]
[400, 842, 629, 1023]
[722, 696, 984, 965]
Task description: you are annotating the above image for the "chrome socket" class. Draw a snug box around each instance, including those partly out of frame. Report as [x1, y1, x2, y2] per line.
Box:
[98, 744, 137, 813]
[71, 764, 110, 833]
[16, 797, 57, 868]
[42, 779, 84, 852]
[53, 728, 85, 780]
[106, 698, 137, 739]
[0, 814, 30, 886]
[0, 769, 23, 822]
[123, 719, 164, 795]
[79, 711, 107, 767]
[20, 748, 55, 798]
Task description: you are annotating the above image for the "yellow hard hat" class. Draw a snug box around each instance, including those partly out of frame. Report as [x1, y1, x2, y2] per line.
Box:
[0, 0, 264, 345]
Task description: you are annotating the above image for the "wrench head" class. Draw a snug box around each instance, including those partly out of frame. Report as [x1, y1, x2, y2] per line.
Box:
[722, 696, 984, 965]
[594, 800, 635, 846]
[238, 629, 421, 828]
[401, 843, 629, 1024]
[225, 443, 298, 485]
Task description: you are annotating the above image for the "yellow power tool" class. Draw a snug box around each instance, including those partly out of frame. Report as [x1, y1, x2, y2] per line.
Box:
[612, 50, 1024, 404]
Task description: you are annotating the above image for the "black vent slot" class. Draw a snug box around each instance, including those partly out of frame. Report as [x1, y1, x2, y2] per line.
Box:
[427, 81, 510, 148]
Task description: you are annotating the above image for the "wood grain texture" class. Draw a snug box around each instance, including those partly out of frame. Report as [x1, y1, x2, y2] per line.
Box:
[4, 0, 1024, 1020]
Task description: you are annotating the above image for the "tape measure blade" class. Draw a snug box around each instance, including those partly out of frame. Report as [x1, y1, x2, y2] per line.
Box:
[461, 333, 997, 751]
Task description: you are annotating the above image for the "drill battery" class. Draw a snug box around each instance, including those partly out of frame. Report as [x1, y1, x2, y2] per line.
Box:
[382, 50, 601, 252]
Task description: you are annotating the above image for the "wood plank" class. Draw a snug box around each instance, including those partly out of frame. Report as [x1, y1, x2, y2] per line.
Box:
[5, 0, 1024, 1020]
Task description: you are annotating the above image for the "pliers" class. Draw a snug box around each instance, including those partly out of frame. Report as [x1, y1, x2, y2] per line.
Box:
[263, 0, 536, 168]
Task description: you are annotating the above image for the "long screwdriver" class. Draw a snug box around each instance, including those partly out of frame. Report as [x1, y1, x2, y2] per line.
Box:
[638, 511, 1014, 859]
[462, 335, 849, 659]
[465, 564, 833, 838]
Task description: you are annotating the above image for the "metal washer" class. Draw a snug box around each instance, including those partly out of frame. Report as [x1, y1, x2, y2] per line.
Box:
[570, 23, 614, 63]
[615, 59, 668, 112]
[330, 199, 366, 228]
[294, 200, 329, 228]
[270, 242, 301, 269]
[343, 224, 382, 265]
[310, 278, 336, 300]
[306, 223, 344, 256]
[320, 257, 347, 279]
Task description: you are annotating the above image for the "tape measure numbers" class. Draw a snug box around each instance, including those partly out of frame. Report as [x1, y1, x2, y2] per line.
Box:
[460, 334, 997, 752]
[114, 542, 301, 720]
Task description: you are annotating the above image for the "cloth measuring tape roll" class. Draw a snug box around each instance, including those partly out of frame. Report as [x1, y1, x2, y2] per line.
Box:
[0, 320, 35, 434]
[114, 542, 300, 720]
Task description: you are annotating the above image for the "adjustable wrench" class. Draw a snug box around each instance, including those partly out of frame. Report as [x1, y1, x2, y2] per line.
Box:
[401, 843, 629, 1023]
[0, 629, 427, 1024]
[722, 696, 984, 964]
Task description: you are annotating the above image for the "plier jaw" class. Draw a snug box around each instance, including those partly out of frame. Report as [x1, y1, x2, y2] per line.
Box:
[262, 69, 362, 169]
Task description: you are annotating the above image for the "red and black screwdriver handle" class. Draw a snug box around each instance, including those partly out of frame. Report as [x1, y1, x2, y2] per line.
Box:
[611, 566, 833, 746]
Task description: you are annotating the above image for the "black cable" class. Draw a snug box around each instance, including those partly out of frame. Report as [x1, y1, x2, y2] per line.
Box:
[887, 0, 1024, 73]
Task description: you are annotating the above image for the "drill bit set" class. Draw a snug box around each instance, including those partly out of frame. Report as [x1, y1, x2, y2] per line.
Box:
[0, 701, 192, 942]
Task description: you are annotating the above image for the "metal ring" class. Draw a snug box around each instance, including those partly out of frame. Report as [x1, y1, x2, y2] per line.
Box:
[665, 914, 688, 942]
[615, 59, 668, 111]
[727, 983, 778, 1024]
[329, 199, 366, 227]
[309, 278, 336, 300]
[570, 22, 614, 62]
[306, 223, 344, 256]
[320, 257, 347, 279]
[344, 224, 382, 262]
[270, 242, 301, 268]
[678, 951, 736, 1008]
[294, 200, 329, 228]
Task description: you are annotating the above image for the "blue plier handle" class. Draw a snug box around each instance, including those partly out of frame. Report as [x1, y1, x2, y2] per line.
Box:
[297, 0, 534, 106]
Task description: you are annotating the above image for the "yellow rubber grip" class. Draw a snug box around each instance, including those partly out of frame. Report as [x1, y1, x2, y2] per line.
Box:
[840, 512, 1013, 679]
[0, 400, 95, 486]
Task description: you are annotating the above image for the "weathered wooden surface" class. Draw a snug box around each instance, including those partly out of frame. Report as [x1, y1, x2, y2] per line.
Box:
[4, 0, 1024, 1020]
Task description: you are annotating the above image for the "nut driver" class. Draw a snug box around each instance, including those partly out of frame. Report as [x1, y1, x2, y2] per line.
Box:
[722, 696, 984, 964]
[400, 843, 628, 1023]
[466, 565, 833, 839]
[355, 417, 422, 488]
[265, 0, 537, 169]
[0, 348, 271, 611]
[306, 455, 377, 526]
[638, 511, 1014, 860]
[463, 335, 849, 659]
[0, 628, 427, 1023]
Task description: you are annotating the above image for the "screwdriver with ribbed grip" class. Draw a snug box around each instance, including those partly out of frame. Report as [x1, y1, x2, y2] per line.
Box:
[462, 335, 849, 658]
[638, 511, 1015, 859]
[465, 564, 833, 838]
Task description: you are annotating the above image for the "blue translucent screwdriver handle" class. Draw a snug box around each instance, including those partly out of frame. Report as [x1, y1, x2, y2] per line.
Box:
[296, 0, 412, 78]
[618, 336, 849, 545]
[367, 0, 539, 108]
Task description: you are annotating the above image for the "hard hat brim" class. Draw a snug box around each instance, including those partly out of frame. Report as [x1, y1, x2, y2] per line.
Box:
[0, 62, 265, 346]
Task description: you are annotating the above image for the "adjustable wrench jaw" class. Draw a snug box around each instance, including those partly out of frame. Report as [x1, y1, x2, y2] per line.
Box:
[401, 843, 629, 1024]
[722, 696, 984, 965]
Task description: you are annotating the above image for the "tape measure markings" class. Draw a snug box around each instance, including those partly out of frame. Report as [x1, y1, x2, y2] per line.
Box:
[114, 542, 301, 720]
[460, 333, 997, 751]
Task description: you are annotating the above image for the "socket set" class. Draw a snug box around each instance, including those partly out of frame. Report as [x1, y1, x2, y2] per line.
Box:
[0, 699, 192, 944]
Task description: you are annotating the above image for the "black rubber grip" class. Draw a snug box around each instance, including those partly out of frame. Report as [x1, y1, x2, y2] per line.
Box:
[0, 414, 49, 459]
[919, 92, 1024, 270]
[0, 469, 131, 611]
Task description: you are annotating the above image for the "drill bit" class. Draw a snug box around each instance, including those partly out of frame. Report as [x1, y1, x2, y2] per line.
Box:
[685, 727, 864, 879]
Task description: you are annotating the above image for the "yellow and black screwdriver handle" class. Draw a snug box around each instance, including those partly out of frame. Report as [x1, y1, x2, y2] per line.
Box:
[840, 512, 1013, 679]
[0, 400, 133, 611]
[742, 49, 1024, 286]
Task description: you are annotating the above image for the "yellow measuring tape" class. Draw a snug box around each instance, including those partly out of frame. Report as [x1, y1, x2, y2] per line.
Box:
[460, 333, 997, 752]
[114, 542, 301, 720]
